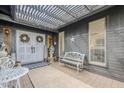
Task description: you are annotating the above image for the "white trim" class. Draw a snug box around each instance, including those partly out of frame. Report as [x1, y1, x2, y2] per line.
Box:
[89, 17, 107, 67]
[59, 31, 65, 58]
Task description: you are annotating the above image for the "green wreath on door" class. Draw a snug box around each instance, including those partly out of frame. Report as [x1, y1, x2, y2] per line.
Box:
[36, 36, 43, 43]
[20, 34, 30, 43]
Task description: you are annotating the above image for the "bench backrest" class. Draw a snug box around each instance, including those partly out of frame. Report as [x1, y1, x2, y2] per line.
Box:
[63, 52, 85, 62]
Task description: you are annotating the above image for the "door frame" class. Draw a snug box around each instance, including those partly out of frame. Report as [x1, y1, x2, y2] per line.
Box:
[16, 29, 45, 64]
[59, 31, 65, 58]
[89, 17, 107, 67]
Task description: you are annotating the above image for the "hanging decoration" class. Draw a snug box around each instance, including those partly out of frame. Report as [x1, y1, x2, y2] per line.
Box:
[20, 34, 30, 43]
[3, 28, 10, 35]
[36, 36, 43, 43]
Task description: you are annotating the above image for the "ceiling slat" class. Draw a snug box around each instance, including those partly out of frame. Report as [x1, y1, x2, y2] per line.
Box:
[17, 11, 57, 28]
[34, 5, 67, 23]
[56, 5, 77, 18]
[14, 5, 112, 31]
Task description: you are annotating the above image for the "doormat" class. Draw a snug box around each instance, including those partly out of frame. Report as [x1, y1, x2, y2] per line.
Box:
[22, 62, 50, 70]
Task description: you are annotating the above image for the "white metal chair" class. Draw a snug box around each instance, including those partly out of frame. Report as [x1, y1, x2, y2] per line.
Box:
[0, 42, 16, 87]
[0, 67, 29, 88]
[0, 56, 16, 88]
[0, 42, 15, 69]
[0, 56, 15, 70]
[0, 42, 29, 88]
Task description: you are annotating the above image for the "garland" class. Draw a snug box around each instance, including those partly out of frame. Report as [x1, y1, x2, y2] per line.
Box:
[36, 36, 43, 43]
[20, 34, 30, 43]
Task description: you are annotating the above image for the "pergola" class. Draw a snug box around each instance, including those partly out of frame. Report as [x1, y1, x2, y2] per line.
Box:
[13, 5, 112, 32]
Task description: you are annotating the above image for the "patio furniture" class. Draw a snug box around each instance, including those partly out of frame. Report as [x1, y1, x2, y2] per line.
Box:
[0, 56, 15, 70]
[0, 42, 16, 69]
[0, 67, 29, 88]
[60, 52, 85, 71]
[0, 42, 8, 58]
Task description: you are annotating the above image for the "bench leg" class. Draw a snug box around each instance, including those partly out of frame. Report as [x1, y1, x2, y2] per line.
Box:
[77, 64, 80, 72]
[80, 64, 83, 70]
[16, 79, 20, 88]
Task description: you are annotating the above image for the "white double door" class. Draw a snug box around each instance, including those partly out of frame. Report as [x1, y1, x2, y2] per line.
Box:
[16, 30, 45, 64]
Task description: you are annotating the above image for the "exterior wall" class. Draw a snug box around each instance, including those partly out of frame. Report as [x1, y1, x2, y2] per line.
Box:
[0, 20, 59, 61]
[0, 21, 15, 53]
[59, 6, 124, 82]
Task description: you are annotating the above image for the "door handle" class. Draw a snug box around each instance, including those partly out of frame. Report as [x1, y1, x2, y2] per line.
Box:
[34, 47, 35, 53]
[31, 46, 35, 53]
[31, 46, 33, 53]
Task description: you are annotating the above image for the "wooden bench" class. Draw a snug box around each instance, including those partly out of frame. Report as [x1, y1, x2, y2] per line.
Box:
[60, 52, 85, 72]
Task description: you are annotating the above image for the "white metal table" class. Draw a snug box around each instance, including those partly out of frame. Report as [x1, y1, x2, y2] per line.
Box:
[0, 67, 29, 88]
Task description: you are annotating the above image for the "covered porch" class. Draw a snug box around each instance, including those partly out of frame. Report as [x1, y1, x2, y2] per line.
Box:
[0, 5, 124, 88]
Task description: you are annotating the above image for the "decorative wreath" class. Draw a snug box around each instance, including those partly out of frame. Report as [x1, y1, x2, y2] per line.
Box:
[20, 34, 30, 43]
[36, 36, 43, 43]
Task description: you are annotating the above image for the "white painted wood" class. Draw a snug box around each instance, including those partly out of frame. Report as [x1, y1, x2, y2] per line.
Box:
[89, 17, 106, 67]
[16, 31, 31, 64]
[33, 33, 45, 62]
[59, 31, 65, 58]
[16, 30, 45, 64]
